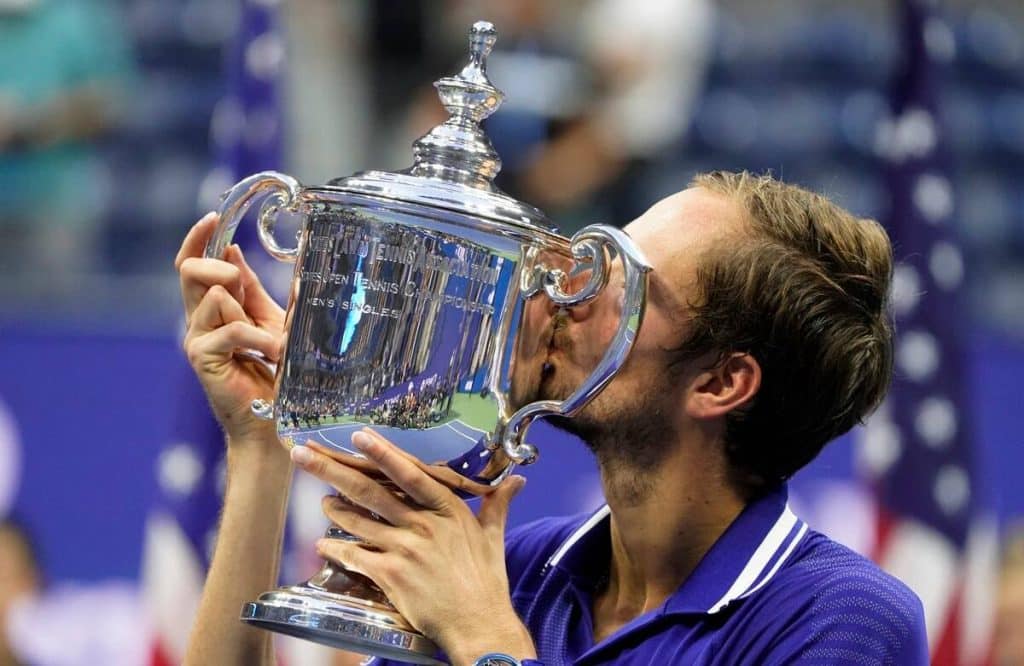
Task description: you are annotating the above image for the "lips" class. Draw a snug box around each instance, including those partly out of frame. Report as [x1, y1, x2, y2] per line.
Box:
[543, 310, 574, 376]
[547, 312, 569, 350]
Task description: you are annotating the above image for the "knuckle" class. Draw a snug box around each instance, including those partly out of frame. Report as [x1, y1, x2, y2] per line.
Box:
[394, 541, 417, 562]
[378, 559, 399, 581]
[388, 559, 409, 585]
[221, 320, 247, 338]
[347, 480, 372, 506]
[393, 468, 418, 490]
[207, 283, 230, 302]
[407, 516, 433, 540]
[326, 543, 354, 570]
[178, 256, 198, 275]
[184, 338, 201, 365]
[220, 266, 242, 292]
[307, 456, 327, 477]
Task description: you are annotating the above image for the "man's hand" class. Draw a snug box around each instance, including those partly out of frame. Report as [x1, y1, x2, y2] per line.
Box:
[291, 429, 538, 666]
[177, 214, 292, 666]
[175, 213, 285, 443]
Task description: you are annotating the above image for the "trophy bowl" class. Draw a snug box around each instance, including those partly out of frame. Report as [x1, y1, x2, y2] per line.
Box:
[203, 21, 651, 664]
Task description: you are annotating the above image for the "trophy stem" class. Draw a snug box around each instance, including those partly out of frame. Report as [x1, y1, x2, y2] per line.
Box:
[241, 582, 442, 664]
[242, 515, 444, 663]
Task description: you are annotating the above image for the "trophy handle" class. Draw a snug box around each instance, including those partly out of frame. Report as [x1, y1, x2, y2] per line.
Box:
[204, 170, 302, 262]
[204, 171, 302, 421]
[502, 225, 652, 465]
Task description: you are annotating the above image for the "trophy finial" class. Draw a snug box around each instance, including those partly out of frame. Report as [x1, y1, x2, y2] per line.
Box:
[440, 20, 503, 121]
[409, 20, 505, 187]
[469, 20, 497, 62]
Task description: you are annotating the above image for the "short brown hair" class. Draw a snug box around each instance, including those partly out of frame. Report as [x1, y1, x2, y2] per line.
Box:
[677, 171, 894, 490]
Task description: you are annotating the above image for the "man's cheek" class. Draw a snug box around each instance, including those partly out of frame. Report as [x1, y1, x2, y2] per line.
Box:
[588, 323, 619, 365]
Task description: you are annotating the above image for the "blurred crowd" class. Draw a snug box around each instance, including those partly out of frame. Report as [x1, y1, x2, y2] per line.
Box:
[0, 0, 1022, 339]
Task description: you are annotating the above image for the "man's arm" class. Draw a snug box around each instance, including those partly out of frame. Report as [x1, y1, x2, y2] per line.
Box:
[175, 214, 291, 665]
[176, 214, 372, 666]
[183, 434, 291, 666]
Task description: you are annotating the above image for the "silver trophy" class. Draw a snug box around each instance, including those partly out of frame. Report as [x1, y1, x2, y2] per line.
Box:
[204, 21, 651, 664]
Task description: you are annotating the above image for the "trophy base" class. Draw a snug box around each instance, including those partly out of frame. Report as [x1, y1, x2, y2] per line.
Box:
[241, 584, 443, 665]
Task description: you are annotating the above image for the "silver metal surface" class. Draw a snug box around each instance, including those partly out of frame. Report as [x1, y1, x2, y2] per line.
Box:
[325, 21, 552, 233]
[201, 20, 653, 662]
[328, 169, 553, 232]
[251, 398, 274, 421]
[241, 586, 443, 665]
[500, 225, 652, 464]
[205, 172, 301, 262]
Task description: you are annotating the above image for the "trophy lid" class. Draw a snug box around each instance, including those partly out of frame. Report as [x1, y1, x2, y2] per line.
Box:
[326, 21, 555, 232]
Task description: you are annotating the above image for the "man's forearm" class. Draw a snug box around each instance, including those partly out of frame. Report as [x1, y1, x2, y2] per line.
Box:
[184, 435, 292, 666]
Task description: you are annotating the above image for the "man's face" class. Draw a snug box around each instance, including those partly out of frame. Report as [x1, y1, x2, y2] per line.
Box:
[538, 187, 747, 461]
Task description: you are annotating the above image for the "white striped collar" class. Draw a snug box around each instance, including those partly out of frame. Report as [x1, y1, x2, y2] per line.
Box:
[546, 504, 611, 570]
[704, 504, 809, 613]
[543, 485, 808, 615]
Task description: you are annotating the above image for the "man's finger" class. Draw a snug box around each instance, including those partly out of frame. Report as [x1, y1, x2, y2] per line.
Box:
[186, 319, 280, 366]
[315, 538, 384, 585]
[478, 475, 527, 539]
[353, 430, 453, 512]
[174, 212, 219, 270]
[222, 244, 284, 324]
[184, 285, 280, 364]
[291, 445, 418, 527]
[186, 284, 249, 336]
[179, 257, 245, 321]
[321, 495, 404, 549]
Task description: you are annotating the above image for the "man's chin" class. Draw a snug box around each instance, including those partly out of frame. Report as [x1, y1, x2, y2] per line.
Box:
[537, 361, 581, 401]
[538, 380, 572, 404]
[545, 414, 588, 439]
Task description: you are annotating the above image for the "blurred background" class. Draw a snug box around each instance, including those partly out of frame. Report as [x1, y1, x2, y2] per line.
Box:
[0, 0, 1022, 664]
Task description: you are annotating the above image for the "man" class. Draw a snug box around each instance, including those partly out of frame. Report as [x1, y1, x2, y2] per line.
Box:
[176, 171, 928, 665]
[996, 525, 1024, 665]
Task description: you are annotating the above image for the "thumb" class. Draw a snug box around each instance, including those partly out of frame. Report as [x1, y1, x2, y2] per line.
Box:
[478, 475, 527, 538]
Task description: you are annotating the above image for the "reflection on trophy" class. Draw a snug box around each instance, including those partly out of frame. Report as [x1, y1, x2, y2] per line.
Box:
[204, 21, 651, 665]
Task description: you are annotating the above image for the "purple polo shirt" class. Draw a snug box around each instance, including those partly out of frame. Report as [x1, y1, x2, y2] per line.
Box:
[376, 484, 928, 665]
[506, 484, 927, 664]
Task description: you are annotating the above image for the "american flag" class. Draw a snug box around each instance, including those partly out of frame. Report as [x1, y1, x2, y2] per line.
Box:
[857, 1, 998, 663]
[141, 2, 285, 664]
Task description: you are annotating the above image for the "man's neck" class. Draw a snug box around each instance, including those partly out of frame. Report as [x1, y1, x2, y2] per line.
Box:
[591, 443, 746, 642]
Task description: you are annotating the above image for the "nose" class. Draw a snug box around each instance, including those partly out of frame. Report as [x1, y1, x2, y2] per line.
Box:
[545, 297, 592, 321]
[566, 298, 593, 322]
[544, 292, 561, 317]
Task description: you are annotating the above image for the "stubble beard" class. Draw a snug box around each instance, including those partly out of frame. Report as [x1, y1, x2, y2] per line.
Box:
[543, 327, 674, 506]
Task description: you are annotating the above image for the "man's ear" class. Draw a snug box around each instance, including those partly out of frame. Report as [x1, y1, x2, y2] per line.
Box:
[684, 353, 761, 420]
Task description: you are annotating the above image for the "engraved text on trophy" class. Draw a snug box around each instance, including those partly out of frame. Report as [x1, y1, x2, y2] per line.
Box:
[276, 205, 512, 450]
